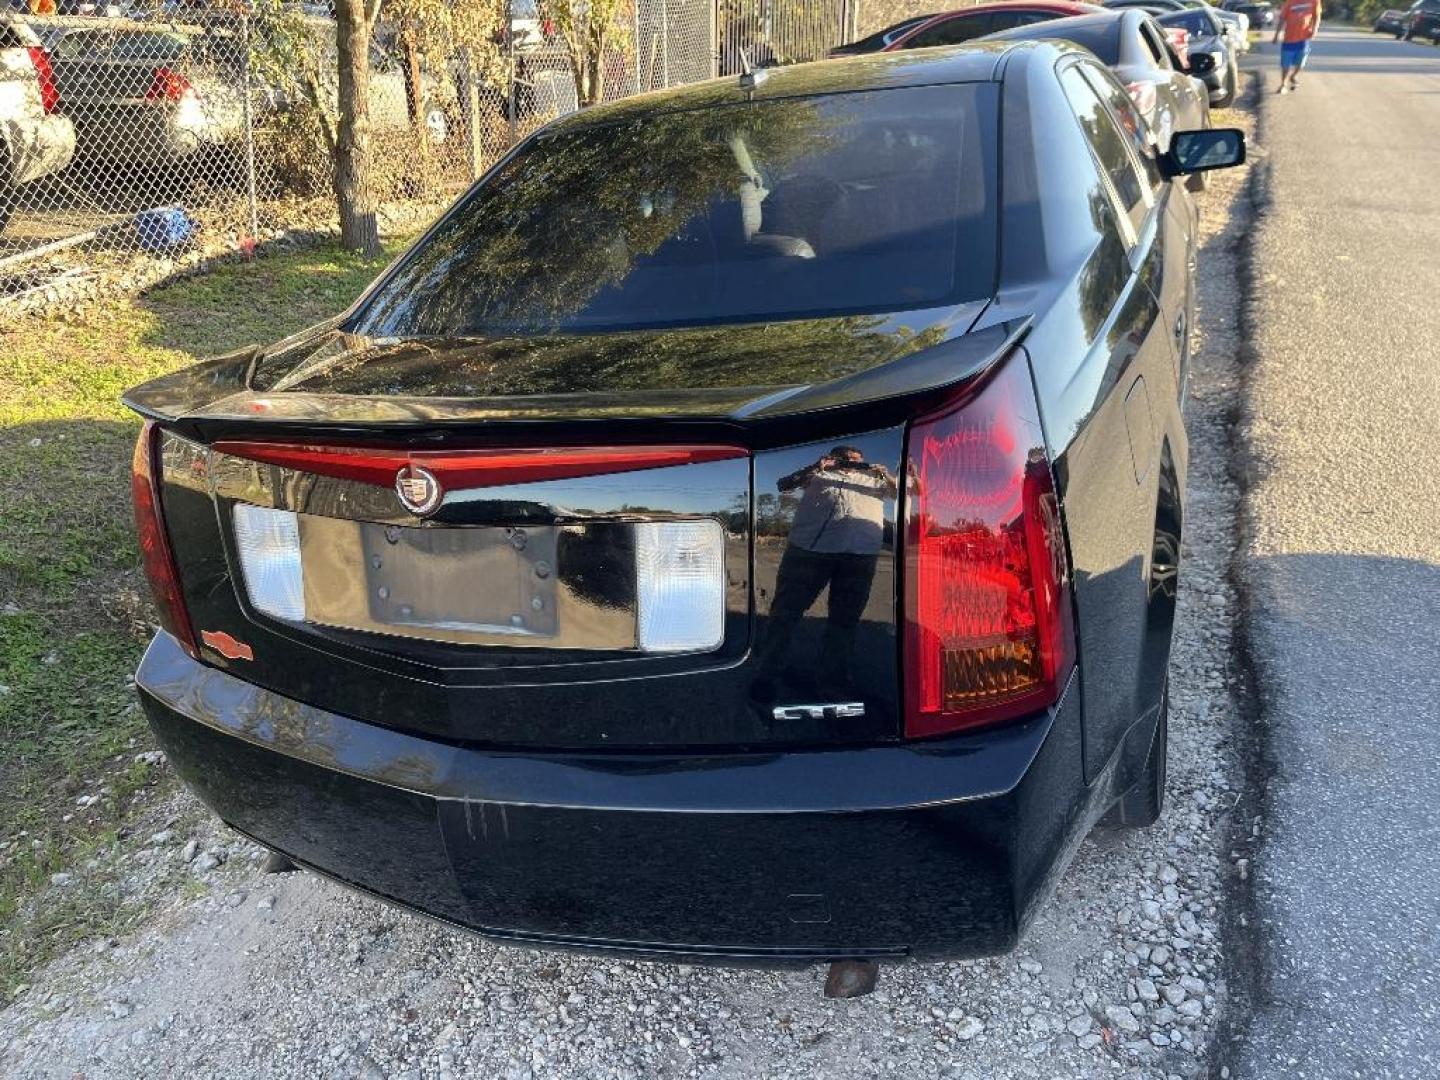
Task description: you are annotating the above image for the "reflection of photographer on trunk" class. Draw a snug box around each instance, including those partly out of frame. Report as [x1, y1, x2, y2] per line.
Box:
[753, 446, 897, 701]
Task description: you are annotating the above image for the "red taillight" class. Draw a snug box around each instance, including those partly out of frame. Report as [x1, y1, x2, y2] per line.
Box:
[131, 422, 199, 659]
[1126, 79, 1159, 118]
[26, 46, 60, 115]
[541, 17, 555, 35]
[145, 66, 192, 102]
[902, 356, 1073, 739]
[209, 442, 748, 490]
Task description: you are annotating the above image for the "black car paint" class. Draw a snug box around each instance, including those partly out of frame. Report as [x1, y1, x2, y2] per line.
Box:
[140, 626, 1166, 960]
[1227, 2, 1276, 30]
[1400, 0, 1440, 40]
[126, 43, 1193, 961]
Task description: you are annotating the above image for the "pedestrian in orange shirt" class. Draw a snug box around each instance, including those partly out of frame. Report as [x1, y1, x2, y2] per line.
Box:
[1274, 0, 1322, 93]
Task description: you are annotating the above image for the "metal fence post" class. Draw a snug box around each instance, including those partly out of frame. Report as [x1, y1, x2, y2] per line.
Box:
[661, 0, 671, 87]
[241, 13, 260, 242]
[459, 47, 483, 180]
[506, 0, 518, 146]
[710, 0, 719, 77]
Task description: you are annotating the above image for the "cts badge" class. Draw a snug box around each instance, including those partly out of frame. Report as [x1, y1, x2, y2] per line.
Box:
[395, 464, 442, 516]
[772, 702, 867, 722]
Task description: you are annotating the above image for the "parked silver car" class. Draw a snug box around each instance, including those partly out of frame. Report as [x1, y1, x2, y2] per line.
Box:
[1157, 7, 1237, 106]
[1105, 0, 1249, 53]
[0, 14, 76, 233]
[987, 9, 1212, 187]
[43, 24, 245, 165]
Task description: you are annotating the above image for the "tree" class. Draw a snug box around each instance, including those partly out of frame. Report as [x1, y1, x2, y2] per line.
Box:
[540, 0, 633, 107]
[333, 0, 384, 256]
[248, 0, 382, 254]
[379, 0, 509, 165]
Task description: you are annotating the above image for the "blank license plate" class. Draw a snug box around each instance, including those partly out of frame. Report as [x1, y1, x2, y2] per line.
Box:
[298, 516, 561, 643]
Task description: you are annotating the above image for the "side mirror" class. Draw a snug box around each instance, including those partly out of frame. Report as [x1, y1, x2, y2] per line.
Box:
[1160, 128, 1246, 178]
[1187, 52, 1217, 76]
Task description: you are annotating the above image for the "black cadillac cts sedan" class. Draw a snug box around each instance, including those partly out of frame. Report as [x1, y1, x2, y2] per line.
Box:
[123, 42, 1242, 977]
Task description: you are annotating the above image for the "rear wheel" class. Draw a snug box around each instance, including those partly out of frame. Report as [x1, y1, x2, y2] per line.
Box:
[1102, 685, 1169, 829]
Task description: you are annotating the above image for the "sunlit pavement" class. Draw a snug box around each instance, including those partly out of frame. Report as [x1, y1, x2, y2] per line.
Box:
[1229, 26, 1440, 1080]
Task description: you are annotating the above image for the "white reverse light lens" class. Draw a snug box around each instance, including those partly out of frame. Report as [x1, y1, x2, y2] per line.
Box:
[233, 504, 304, 622]
[636, 520, 726, 653]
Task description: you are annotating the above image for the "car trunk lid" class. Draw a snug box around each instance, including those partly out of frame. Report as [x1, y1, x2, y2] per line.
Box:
[130, 315, 1031, 750]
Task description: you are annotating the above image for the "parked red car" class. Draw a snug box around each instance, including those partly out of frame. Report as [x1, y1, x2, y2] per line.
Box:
[878, 1, 1104, 50]
[1163, 24, 1190, 69]
[863, 0, 1191, 66]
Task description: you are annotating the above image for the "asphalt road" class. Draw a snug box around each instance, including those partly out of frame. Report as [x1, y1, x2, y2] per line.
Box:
[1232, 26, 1440, 1080]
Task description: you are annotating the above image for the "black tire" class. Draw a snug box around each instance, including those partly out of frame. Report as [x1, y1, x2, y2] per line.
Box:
[1102, 686, 1169, 829]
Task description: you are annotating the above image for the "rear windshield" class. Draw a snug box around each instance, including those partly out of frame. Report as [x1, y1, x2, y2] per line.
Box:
[838, 16, 931, 51]
[352, 83, 998, 336]
[53, 30, 191, 61]
[1159, 10, 1217, 34]
[1023, 20, 1122, 63]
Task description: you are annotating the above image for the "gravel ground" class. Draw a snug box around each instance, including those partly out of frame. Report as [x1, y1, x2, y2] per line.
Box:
[0, 99, 1260, 1080]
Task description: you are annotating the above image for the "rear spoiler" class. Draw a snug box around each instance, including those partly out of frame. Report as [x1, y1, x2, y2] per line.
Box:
[123, 319, 1033, 449]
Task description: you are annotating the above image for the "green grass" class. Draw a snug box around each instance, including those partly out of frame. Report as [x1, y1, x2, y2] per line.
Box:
[0, 237, 408, 1000]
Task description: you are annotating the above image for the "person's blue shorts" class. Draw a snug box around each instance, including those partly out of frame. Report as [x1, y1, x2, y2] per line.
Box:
[1280, 41, 1311, 69]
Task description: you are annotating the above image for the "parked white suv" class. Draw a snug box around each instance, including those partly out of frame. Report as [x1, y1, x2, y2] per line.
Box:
[1, 15, 76, 235]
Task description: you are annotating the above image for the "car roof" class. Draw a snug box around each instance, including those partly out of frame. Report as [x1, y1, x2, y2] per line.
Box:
[541, 43, 1017, 134]
[984, 9, 1136, 39]
[885, 1, 1105, 51]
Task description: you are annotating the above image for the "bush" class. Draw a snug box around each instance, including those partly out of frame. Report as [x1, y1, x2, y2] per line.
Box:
[256, 104, 333, 199]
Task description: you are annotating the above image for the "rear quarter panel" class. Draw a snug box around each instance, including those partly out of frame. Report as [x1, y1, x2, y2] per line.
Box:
[991, 49, 1187, 783]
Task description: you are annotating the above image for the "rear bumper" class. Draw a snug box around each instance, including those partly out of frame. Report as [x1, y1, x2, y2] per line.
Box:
[4, 114, 76, 186]
[72, 103, 240, 162]
[137, 632, 1096, 964]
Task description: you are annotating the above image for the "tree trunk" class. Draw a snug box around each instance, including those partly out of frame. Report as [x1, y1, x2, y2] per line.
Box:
[589, 38, 605, 104]
[401, 30, 432, 180]
[333, 0, 380, 257]
[402, 32, 424, 127]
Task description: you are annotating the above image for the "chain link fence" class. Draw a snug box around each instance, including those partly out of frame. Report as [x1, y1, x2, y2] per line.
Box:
[0, 0, 857, 309]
